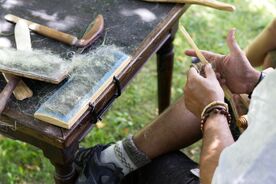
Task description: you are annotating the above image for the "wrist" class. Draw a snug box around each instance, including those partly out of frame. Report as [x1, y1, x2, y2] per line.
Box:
[246, 69, 261, 95]
[200, 103, 231, 133]
[204, 113, 228, 131]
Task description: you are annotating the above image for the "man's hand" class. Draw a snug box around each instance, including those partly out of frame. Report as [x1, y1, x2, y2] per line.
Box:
[184, 64, 224, 118]
[185, 29, 260, 94]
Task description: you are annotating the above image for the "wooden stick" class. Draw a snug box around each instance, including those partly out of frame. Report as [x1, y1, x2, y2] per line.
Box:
[179, 25, 208, 64]
[179, 25, 242, 121]
[142, 0, 236, 12]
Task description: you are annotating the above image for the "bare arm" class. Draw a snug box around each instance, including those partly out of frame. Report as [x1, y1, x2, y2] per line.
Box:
[200, 114, 234, 184]
[184, 64, 234, 183]
[184, 30, 261, 183]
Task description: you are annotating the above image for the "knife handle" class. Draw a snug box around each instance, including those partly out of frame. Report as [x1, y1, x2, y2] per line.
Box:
[5, 14, 78, 46]
[143, 0, 235, 12]
[188, 0, 236, 11]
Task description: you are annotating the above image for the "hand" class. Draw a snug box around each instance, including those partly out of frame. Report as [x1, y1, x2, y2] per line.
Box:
[184, 64, 224, 118]
[185, 29, 260, 94]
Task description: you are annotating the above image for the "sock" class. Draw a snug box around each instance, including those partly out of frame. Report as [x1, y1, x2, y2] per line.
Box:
[100, 135, 151, 175]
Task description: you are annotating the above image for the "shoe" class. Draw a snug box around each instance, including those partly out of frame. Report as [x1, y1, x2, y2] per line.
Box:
[74, 144, 124, 184]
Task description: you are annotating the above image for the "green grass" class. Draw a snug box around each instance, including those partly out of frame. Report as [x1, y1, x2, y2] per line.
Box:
[0, 0, 275, 183]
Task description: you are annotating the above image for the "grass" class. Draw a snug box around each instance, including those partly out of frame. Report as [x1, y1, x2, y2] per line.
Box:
[0, 0, 275, 183]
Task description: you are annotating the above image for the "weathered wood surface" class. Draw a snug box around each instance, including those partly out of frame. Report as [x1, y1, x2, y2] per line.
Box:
[0, 0, 186, 148]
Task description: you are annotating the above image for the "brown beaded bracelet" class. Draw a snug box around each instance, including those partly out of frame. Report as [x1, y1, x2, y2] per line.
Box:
[200, 107, 231, 133]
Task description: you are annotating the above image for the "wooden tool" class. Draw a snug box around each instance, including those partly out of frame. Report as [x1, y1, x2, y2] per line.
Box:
[2, 21, 33, 100]
[35, 48, 131, 129]
[2, 19, 33, 101]
[5, 14, 104, 47]
[3, 74, 33, 100]
[0, 20, 32, 113]
[142, 0, 236, 12]
[0, 48, 69, 84]
[179, 25, 247, 123]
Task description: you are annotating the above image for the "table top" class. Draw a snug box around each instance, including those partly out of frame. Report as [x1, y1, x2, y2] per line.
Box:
[0, 0, 187, 148]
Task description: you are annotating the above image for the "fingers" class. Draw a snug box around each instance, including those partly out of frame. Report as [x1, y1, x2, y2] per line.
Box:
[185, 49, 197, 56]
[227, 28, 242, 55]
[187, 67, 200, 82]
[185, 50, 224, 68]
[185, 49, 220, 60]
[204, 64, 216, 80]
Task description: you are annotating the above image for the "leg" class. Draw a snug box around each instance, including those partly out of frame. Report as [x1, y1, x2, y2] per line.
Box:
[245, 18, 276, 67]
[157, 31, 176, 113]
[43, 143, 79, 184]
[134, 96, 202, 159]
[74, 97, 202, 183]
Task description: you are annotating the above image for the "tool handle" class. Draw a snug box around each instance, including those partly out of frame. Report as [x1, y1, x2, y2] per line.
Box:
[0, 77, 20, 113]
[143, 0, 235, 12]
[5, 14, 78, 46]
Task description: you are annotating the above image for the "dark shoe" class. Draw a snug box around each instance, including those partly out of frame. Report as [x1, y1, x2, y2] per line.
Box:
[74, 144, 124, 184]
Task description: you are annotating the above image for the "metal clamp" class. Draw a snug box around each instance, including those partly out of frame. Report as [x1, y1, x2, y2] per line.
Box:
[88, 76, 122, 123]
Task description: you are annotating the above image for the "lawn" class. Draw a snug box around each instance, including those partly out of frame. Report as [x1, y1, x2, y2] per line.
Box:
[0, 0, 275, 183]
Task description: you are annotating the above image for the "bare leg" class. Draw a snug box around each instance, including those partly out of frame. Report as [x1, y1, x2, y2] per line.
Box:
[245, 19, 276, 67]
[133, 96, 202, 159]
[77, 96, 202, 182]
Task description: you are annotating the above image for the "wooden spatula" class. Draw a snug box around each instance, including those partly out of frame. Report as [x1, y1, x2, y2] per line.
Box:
[0, 20, 32, 113]
[1, 19, 33, 101]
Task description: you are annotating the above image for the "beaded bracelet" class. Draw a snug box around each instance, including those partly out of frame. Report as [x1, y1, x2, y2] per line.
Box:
[200, 107, 231, 133]
[200, 101, 229, 119]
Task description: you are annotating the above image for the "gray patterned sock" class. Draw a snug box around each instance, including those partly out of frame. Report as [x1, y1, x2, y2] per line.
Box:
[122, 135, 151, 168]
[100, 135, 151, 175]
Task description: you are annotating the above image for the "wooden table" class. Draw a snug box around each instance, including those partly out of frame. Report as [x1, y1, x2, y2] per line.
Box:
[0, 1, 189, 183]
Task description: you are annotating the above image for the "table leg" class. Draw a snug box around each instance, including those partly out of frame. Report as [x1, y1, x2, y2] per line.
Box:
[42, 143, 79, 184]
[157, 35, 175, 114]
[52, 162, 76, 184]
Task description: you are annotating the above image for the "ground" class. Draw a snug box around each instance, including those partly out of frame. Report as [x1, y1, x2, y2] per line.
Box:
[0, 0, 275, 183]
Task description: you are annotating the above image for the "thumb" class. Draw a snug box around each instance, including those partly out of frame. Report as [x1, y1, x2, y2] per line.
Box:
[227, 28, 242, 55]
[204, 64, 216, 80]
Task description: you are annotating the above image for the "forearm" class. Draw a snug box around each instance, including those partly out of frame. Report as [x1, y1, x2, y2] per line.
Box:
[200, 114, 234, 184]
